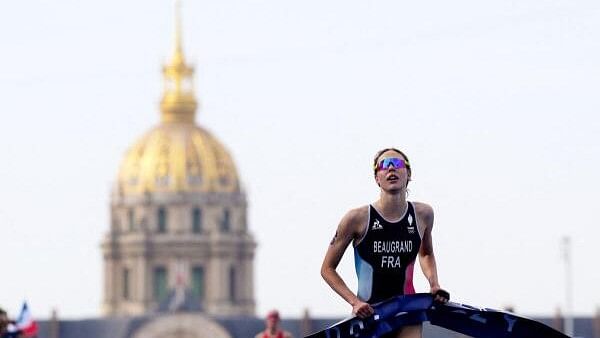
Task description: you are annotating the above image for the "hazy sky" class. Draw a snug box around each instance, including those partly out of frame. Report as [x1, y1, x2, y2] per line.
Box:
[1, 0, 599, 320]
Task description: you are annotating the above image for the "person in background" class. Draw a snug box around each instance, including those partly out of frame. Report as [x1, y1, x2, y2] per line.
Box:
[0, 309, 8, 337]
[255, 309, 293, 338]
[0, 308, 21, 338]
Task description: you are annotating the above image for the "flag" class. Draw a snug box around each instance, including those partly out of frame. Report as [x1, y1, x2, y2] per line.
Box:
[15, 302, 38, 337]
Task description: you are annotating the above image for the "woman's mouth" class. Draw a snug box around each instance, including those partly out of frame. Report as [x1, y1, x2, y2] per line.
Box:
[387, 174, 399, 182]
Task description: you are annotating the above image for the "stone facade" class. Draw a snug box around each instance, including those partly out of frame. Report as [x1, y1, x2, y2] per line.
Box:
[101, 191, 256, 317]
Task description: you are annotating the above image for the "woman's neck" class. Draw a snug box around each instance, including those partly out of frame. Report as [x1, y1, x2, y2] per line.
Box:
[376, 191, 407, 220]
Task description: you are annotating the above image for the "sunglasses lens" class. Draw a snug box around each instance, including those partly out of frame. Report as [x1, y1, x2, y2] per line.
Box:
[379, 158, 405, 170]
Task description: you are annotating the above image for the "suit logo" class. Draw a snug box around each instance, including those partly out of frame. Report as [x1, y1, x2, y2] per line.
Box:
[407, 214, 415, 234]
[372, 219, 383, 230]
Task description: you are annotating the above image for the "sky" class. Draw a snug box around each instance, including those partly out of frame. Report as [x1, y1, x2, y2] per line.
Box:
[0, 0, 599, 320]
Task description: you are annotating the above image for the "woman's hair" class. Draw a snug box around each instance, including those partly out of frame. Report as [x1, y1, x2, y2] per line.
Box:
[373, 147, 412, 179]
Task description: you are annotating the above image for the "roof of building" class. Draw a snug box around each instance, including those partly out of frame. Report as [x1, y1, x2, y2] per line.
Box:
[36, 314, 596, 338]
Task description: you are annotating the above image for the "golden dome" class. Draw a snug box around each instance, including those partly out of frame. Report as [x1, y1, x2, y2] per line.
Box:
[116, 2, 240, 195]
[117, 123, 240, 195]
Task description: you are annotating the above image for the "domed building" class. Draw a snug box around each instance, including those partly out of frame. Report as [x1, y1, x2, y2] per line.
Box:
[101, 6, 256, 318]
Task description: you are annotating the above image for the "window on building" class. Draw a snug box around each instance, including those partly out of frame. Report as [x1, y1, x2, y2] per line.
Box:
[221, 209, 231, 233]
[153, 266, 168, 302]
[229, 266, 236, 302]
[112, 217, 120, 232]
[128, 209, 135, 231]
[122, 268, 130, 300]
[241, 213, 247, 232]
[192, 208, 202, 233]
[191, 266, 205, 300]
[158, 207, 167, 233]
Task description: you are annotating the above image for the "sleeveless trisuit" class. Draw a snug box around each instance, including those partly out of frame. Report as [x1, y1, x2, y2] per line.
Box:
[353, 202, 423, 304]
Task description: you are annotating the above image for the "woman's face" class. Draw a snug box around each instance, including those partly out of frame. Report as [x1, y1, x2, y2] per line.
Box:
[374, 150, 410, 193]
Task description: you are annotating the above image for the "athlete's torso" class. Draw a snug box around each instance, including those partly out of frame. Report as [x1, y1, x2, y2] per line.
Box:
[353, 202, 423, 304]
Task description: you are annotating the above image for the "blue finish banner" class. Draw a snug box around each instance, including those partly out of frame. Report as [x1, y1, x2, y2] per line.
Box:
[305, 294, 568, 338]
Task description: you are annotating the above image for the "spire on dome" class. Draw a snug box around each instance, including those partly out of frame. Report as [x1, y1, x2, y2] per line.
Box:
[160, 0, 198, 124]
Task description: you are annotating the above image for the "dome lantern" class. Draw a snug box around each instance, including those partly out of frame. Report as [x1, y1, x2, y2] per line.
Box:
[160, 0, 198, 124]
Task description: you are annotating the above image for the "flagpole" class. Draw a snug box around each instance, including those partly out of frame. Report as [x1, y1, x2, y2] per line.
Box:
[562, 236, 574, 337]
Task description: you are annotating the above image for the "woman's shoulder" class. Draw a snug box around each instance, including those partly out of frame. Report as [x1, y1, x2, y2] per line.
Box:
[411, 201, 434, 224]
[345, 205, 370, 223]
[340, 205, 370, 235]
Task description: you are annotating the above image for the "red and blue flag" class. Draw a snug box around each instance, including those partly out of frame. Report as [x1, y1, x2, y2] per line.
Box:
[14, 302, 38, 338]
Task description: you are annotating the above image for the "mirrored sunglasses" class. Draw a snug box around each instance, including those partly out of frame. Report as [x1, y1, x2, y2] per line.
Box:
[375, 157, 407, 171]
